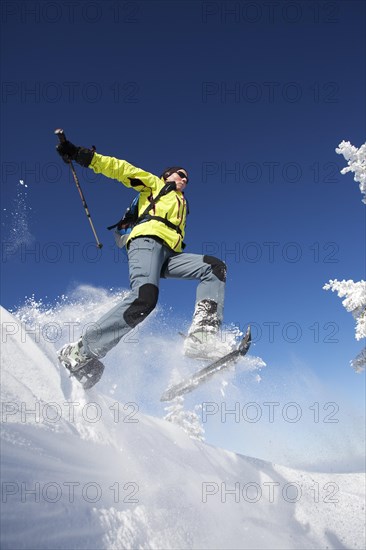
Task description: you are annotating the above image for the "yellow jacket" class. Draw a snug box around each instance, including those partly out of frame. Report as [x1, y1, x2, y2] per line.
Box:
[90, 153, 188, 252]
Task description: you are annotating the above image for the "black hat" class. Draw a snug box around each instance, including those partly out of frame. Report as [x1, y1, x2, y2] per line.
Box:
[160, 166, 188, 180]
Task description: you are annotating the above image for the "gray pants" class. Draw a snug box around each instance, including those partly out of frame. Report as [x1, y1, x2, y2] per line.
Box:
[82, 237, 226, 358]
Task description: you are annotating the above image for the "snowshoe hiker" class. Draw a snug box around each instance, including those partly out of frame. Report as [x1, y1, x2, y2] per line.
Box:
[56, 136, 227, 369]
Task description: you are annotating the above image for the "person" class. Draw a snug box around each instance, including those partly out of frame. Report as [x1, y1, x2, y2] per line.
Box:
[56, 138, 227, 372]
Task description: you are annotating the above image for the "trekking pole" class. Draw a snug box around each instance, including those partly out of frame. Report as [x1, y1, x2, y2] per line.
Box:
[54, 128, 103, 249]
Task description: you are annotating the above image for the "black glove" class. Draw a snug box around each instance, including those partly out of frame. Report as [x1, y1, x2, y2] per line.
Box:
[56, 140, 95, 167]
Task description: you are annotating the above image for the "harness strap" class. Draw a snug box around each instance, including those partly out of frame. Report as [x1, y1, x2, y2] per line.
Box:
[136, 214, 183, 236]
[107, 181, 177, 231]
[137, 181, 177, 221]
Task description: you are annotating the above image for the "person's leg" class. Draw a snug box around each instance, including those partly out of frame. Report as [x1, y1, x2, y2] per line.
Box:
[82, 237, 170, 358]
[162, 253, 226, 334]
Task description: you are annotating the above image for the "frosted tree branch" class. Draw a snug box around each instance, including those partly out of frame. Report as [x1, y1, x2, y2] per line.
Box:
[323, 279, 366, 372]
[335, 140, 366, 203]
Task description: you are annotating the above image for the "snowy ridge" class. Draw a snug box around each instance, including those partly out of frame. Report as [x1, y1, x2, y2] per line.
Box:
[1, 306, 365, 549]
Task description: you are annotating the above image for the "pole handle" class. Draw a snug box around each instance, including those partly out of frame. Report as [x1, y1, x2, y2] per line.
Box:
[54, 128, 66, 143]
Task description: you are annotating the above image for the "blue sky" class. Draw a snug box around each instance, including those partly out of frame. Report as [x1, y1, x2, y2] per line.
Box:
[1, 1, 365, 413]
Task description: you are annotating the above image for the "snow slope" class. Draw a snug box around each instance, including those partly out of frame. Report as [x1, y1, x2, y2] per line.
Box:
[1, 306, 365, 550]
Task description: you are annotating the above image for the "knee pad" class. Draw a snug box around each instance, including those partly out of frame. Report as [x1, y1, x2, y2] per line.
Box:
[124, 284, 159, 328]
[203, 255, 227, 282]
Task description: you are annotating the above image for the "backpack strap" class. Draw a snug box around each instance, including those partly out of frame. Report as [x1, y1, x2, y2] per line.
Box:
[106, 194, 138, 231]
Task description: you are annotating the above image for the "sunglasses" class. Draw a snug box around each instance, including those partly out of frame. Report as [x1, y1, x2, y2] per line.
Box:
[176, 170, 189, 183]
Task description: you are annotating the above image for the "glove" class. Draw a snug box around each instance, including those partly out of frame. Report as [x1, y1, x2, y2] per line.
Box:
[56, 140, 78, 163]
[56, 140, 95, 167]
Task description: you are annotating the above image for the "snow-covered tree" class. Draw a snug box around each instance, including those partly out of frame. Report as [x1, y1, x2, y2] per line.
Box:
[324, 140, 366, 372]
[323, 280, 366, 372]
[351, 348, 366, 374]
[335, 140, 366, 203]
[164, 397, 205, 441]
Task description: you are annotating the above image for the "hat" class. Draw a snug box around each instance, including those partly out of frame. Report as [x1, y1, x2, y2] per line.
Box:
[160, 166, 188, 180]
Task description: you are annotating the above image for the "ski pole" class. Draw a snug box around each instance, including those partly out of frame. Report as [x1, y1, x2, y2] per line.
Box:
[54, 128, 103, 249]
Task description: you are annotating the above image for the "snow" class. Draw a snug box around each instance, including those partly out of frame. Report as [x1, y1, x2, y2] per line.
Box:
[1, 180, 34, 250]
[1, 305, 365, 550]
